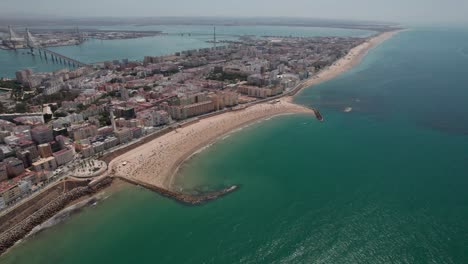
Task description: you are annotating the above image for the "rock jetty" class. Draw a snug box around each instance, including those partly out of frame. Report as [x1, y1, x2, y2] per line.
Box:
[115, 176, 238, 205]
[0, 178, 112, 255]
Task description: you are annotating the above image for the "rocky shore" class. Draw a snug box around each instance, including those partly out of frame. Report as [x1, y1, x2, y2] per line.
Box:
[0, 178, 112, 255]
[0, 174, 238, 255]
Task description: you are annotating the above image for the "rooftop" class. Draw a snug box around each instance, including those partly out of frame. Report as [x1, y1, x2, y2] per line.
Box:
[0, 173, 30, 193]
[53, 147, 73, 156]
[31, 156, 56, 166]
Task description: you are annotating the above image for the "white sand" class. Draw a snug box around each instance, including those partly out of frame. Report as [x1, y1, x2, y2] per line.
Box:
[109, 97, 312, 188]
[295, 30, 401, 94]
[109, 30, 401, 189]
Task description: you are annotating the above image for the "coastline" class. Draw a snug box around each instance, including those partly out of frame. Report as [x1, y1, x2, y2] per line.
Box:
[169, 112, 295, 188]
[108, 97, 313, 189]
[0, 178, 113, 255]
[293, 29, 402, 96]
[0, 29, 402, 256]
[108, 29, 402, 190]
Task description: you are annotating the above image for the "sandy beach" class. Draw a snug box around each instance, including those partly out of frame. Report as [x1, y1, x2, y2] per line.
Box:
[293, 30, 401, 95]
[109, 30, 401, 189]
[109, 97, 313, 188]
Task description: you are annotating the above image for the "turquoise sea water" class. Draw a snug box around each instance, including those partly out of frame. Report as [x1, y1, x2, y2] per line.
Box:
[2, 28, 468, 263]
[0, 25, 374, 78]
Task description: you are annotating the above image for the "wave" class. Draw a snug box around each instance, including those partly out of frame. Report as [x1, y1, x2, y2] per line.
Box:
[192, 142, 215, 156]
[26, 194, 107, 237]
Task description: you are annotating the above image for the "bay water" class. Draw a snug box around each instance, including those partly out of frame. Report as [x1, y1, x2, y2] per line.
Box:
[0, 25, 374, 78]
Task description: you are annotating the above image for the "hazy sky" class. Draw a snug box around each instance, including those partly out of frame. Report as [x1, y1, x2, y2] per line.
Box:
[1, 0, 468, 24]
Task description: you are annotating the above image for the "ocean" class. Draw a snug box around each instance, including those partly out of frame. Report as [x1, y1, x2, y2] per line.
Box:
[2, 27, 468, 263]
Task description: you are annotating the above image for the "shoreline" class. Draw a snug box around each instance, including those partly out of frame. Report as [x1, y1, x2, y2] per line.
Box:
[292, 29, 402, 96]
[0, 178, 113, 255]
[108, 97, 314, 189]
[168, 112, 297, 188]
[108, 29, 402, 190]
[0, 29, 402, 256]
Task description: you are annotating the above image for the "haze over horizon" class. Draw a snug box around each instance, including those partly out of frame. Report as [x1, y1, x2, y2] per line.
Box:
[1, 0, 468, 25]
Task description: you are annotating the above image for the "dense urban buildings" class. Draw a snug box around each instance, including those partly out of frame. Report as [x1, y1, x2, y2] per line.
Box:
[0, 35, 364, 209]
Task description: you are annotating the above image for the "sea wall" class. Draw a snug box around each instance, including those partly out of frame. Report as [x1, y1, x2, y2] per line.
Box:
[28, 195, 101, 237]
[0, 178, 112, 255]
[0, 180, 88, 234]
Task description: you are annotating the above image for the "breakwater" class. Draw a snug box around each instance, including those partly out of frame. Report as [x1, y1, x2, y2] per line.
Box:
[0, 180, 87, 234]
[27, 195, 101, 237]
[0, 178, 112, 255]
[312, 108, 324, 121]
[0, 175, 236, 256]
[115, 176, 238, 205]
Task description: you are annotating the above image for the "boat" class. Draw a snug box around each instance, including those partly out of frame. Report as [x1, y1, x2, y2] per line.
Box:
[344, 107, 352, 112]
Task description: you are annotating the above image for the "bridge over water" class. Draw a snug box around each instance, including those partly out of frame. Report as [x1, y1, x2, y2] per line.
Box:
[5, 26, 237, 68]
[6, 26, 89, 68]
[36, 47, 89, 67]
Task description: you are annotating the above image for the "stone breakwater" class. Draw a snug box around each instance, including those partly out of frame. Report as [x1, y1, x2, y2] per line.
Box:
[0, 178, 112, 255]
[27, 196, 100, 237]
[0, 175, 235, 255]
[115, 176, 238, 205]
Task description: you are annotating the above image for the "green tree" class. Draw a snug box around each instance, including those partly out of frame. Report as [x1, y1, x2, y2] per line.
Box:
[98, 111, 111, 126]
[15, 102, 28, 113]
[44, 113, 53, 123]
[54, 111, 68, 118]
[49, 104, 58, 112]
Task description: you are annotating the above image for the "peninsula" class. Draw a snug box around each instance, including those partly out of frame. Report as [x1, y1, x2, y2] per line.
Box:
[0, 27, 401, 255]
[109, 29, 400, 189]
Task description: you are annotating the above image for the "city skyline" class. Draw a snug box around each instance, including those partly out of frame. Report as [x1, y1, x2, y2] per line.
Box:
[1, 0, 468, 24]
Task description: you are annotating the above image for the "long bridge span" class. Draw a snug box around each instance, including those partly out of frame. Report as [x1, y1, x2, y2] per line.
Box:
[6, 26, 89, 68]
[36, 47, 89, 67]
[6, 26, 239, 68]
